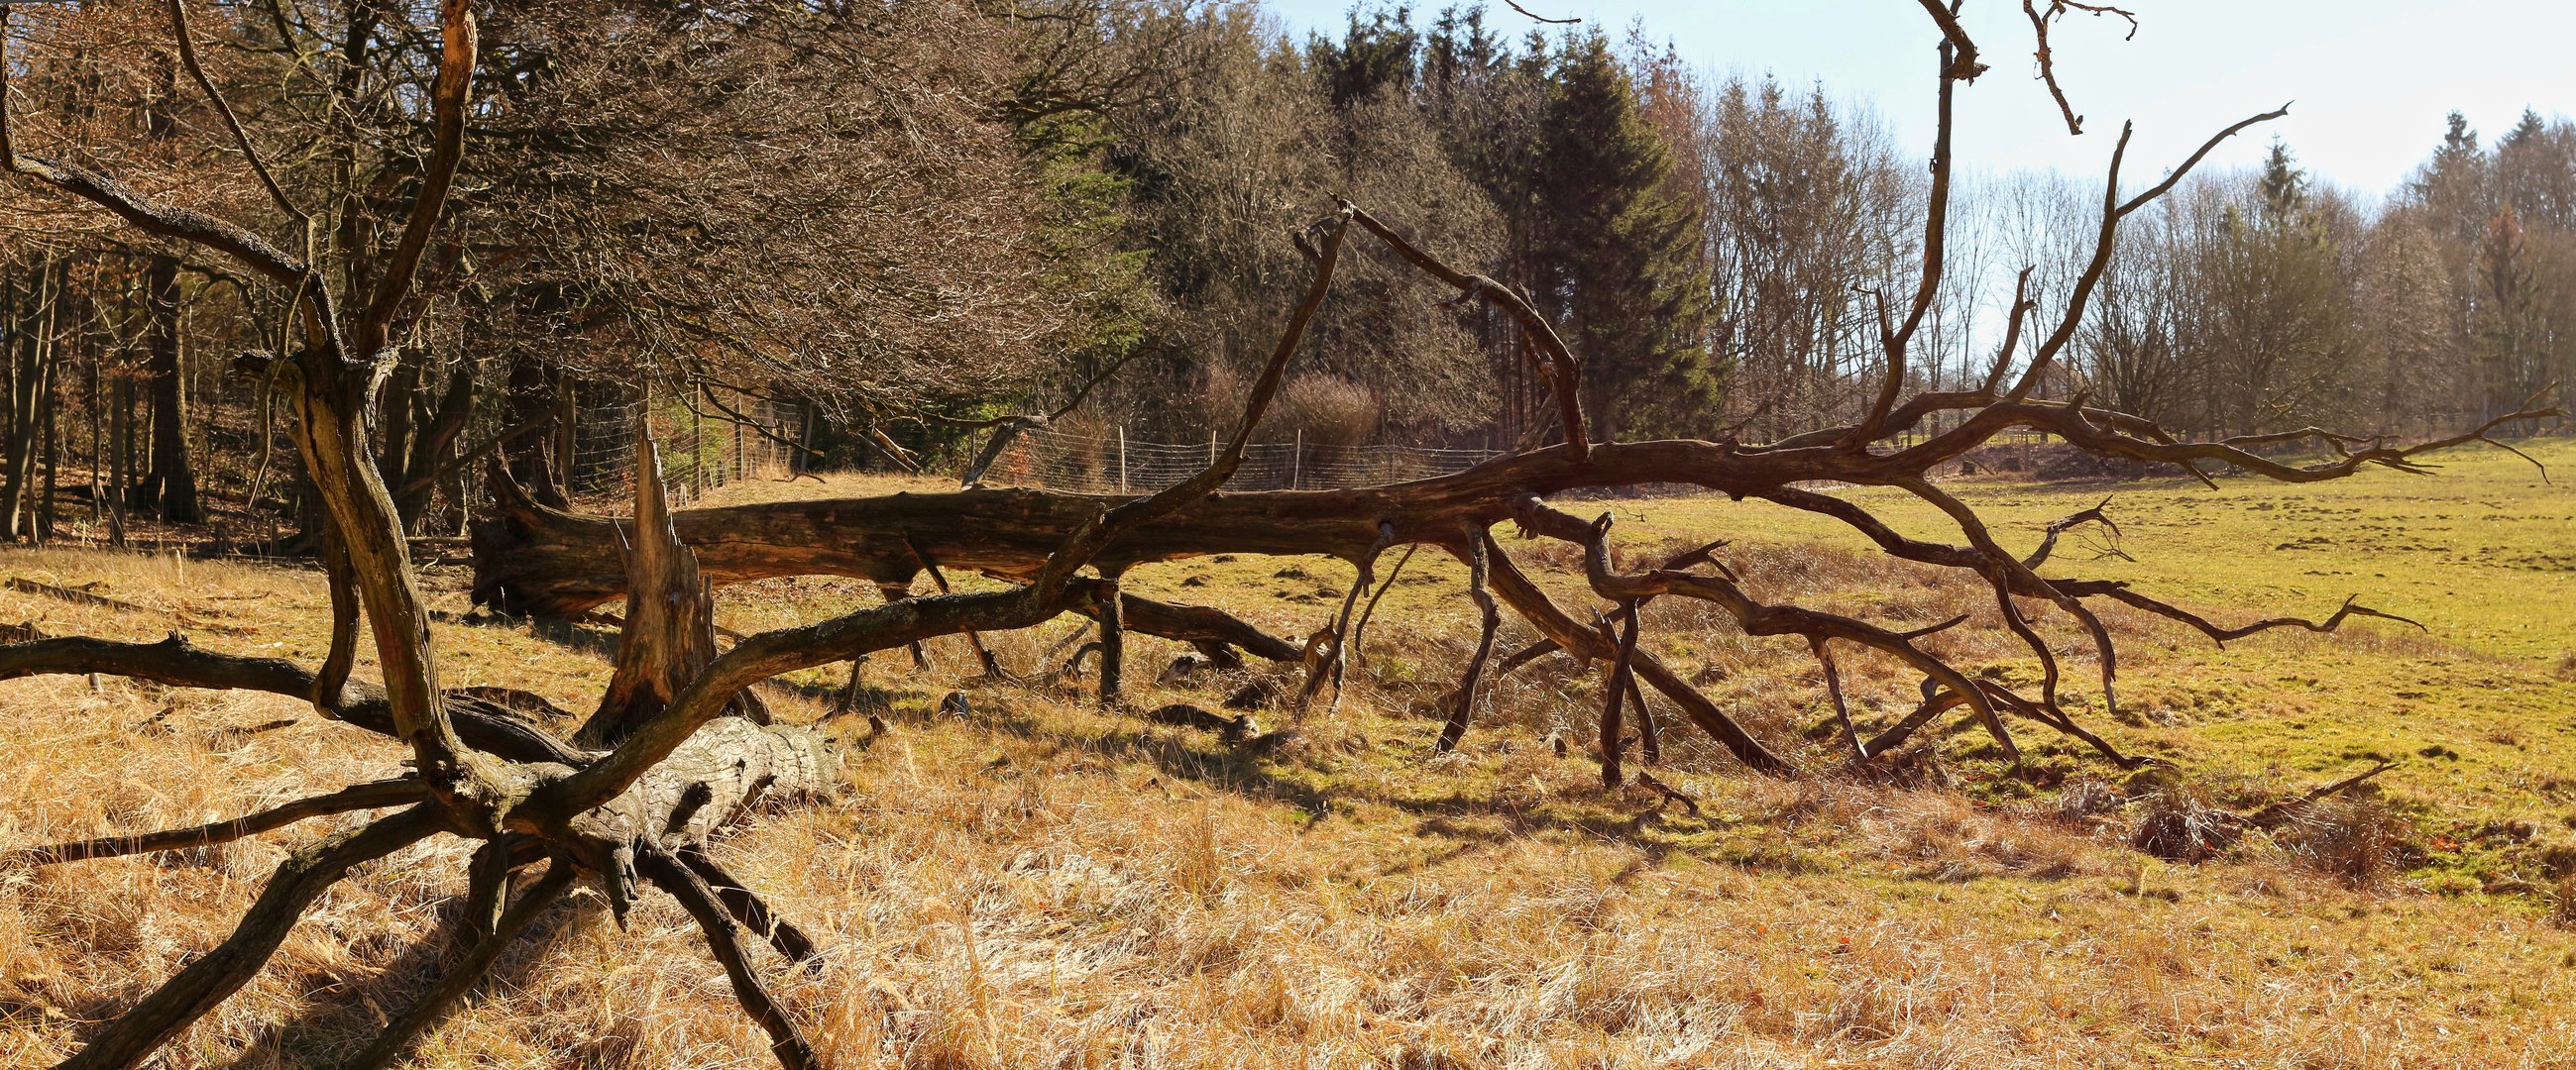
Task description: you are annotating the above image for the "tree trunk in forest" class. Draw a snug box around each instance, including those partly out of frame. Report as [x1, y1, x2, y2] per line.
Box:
[394, 366, 474, 532]
[85, 338, 103, 533]
[136, 48, 198, 526]
[4, 255, 59, 540]
[139, 255, 197, 522]
[499, 355, 566, 506]
[109, 358, 130, 544]
[39, 317, 58, 543]
[379, 354, 420, 517]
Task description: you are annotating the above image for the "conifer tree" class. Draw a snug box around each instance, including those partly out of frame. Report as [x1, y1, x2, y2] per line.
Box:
[1527, 32, 1716, 441]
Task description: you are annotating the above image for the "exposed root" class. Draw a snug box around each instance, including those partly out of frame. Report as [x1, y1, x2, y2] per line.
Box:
[635, 843, 821, 1070]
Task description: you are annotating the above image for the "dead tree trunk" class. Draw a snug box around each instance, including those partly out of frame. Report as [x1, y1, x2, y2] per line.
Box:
[581, 427, 769, 747]
[137, 252, 195, 524]
[2, 253, 57, 540]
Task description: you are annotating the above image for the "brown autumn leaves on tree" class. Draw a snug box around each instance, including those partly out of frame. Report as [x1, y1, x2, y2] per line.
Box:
[0, 0, 1091, 538]
[0, 1, 2565, 1067]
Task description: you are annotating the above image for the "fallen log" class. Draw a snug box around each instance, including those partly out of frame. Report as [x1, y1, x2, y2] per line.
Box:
[467, 437, 1875, 620]
[476, 467, 1317, 661]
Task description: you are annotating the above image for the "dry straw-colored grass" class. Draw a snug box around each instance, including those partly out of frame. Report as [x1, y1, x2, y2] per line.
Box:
[4, 546, 2576, 1068]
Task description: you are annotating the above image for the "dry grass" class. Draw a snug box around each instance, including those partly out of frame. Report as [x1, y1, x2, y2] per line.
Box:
[6, 472, 2576, 1066]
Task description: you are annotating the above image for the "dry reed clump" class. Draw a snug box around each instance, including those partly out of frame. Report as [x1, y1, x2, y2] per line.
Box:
[2052, 774, 2125, 825]
[2123, 770, 2423, 890]
[2278, 795, 2414, 889]
[2129, 779, 2244, 862]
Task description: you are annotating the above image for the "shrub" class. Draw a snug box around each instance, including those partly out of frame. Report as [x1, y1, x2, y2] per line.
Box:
[1261, 373, 1382, 448]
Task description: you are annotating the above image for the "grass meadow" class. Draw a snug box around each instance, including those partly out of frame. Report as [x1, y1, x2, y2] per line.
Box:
[3, 439, 2575, 1067]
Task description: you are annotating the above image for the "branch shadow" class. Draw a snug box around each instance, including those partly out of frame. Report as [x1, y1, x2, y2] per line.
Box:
[211, 871, 607, 1068]
[960, 705, 1340, 822]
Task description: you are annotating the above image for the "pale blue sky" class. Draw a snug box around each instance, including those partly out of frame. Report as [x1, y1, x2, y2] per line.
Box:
[1259, 0, 2575, 199]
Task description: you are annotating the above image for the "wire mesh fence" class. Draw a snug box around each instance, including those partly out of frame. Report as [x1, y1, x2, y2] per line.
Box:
[567, 389, 807, 514]
[979, 426, 1503, 493]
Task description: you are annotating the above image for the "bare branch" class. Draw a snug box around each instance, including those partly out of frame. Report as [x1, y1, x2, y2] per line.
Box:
[168, 0, 308, 232]
[10, 778, 424, 867]
[1434, 524, 1501, 754]
[2117, 105, 2294, 218]
[1502, 0, 1580, 25]
[1343, 202, 1591, 459]
[679, 846, 818, 966]
[635, 843, 820, 1070]
[354, 0, 477, 355]
[0, 633, 585, 764]
[1915, 0, 1989, 80]
[1598, 600, 1641, 786]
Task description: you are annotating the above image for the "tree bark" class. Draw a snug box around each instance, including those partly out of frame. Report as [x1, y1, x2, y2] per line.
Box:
[1, 255, 55, 539]
[138, 256, 196, 523]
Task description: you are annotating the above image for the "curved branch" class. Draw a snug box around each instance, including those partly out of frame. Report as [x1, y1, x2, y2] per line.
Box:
[1433, 527, 1502, 754]
[10, 778, 424, 867]
[354, 0, 477, 353]
[635, 843, 818, 1070]
[1511, 498, 2018, 765]
[1342, 202, 1589, 458]
[0, 634, 585, 765]
[168, 0, 308, 231]
[679, 847, 818, 966]
[1476, 533, 1791, 773]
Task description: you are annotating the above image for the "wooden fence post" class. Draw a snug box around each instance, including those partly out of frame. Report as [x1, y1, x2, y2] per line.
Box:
[1117, 424, 1128, 494]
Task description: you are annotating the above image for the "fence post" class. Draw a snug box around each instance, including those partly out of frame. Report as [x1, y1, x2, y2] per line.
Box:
[1118, 424, 1129, 494]
[1292, 430, 1301, 490]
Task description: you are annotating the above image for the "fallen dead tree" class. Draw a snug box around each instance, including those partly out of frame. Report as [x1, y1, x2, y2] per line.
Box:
[0, 2, 2562, 1068]
[474, 343, 2556, 775]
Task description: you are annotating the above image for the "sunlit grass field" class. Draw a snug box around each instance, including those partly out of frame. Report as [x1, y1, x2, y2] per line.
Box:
[3, 438, 2573, 1066]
